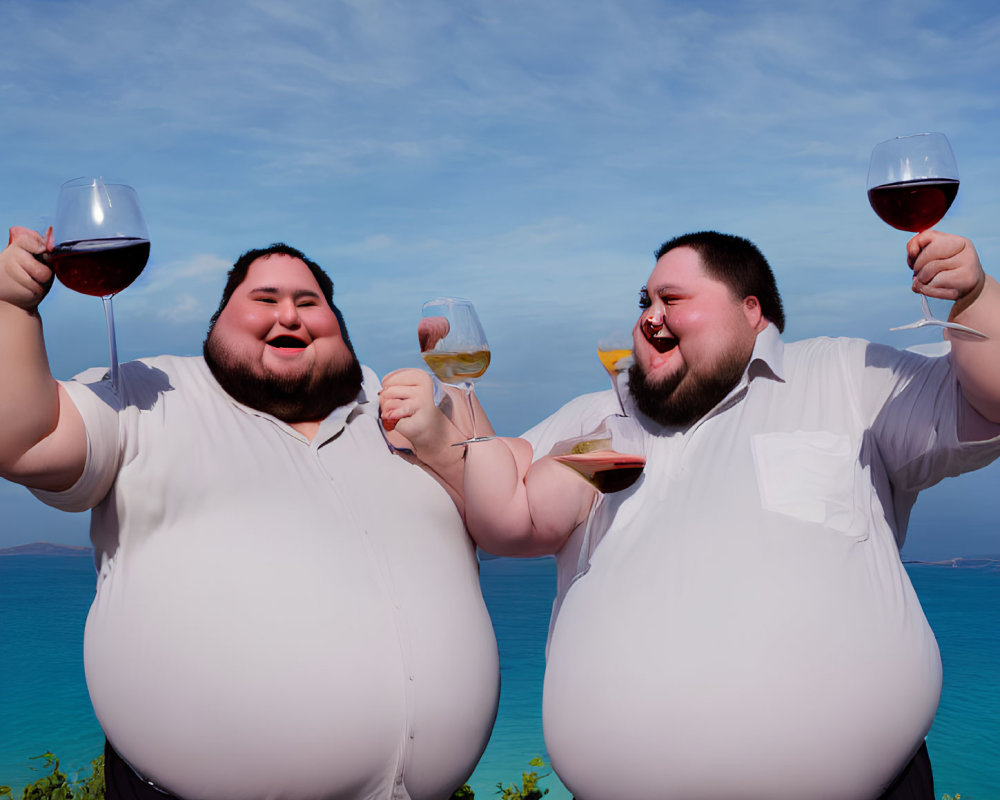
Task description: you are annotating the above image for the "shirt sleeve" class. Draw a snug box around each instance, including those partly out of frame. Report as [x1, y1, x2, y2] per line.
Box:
[863, 342, 1000, 493]
[29, 372, 123, 513]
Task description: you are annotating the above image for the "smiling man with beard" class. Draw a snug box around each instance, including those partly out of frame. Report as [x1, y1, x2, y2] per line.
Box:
[0, 234, 499, 800]
[396, 229, 1000, 800]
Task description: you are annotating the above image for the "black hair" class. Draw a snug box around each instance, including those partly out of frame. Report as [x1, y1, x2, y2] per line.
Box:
[649, 231, 785, 332]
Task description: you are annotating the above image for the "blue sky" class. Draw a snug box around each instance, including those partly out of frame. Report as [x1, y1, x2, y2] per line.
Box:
[1, 0, 998, 558]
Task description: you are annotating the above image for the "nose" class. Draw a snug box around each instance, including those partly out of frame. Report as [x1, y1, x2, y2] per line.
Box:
[642, 308, 666, 338]
[276, 298, 302, 328]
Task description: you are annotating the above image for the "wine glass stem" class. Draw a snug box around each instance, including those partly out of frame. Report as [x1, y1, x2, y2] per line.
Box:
[463, 382, 478, 439]
[610, 371, 626, 416]
[103, 295, 120, 390]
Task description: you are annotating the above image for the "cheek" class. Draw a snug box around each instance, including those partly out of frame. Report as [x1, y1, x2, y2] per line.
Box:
[223, 305, 274, 336]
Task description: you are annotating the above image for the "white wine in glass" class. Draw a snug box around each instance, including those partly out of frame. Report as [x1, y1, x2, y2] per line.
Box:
[47, 177, 150, 388]
[419, 297, 494, 444]
[867, 133, 985, 338]
[596, 331, 634, 416]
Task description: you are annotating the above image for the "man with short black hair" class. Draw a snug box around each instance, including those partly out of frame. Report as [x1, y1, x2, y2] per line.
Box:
[400, 228, 1000, 799]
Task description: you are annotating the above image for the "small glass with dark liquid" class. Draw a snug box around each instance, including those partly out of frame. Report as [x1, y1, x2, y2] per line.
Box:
[550, 417, 645, 494]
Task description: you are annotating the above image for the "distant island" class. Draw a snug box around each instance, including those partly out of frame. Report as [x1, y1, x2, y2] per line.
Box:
[0, 541, 93, 557]
[903, 556, 1000, 569]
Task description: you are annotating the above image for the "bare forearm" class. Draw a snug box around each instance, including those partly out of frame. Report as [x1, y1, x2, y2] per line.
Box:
[950, 275, 1000, 422]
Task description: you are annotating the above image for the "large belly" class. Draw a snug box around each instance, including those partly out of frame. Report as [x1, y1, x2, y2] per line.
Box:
[543, 541, 941, 800]
[84, 506, 498, 800]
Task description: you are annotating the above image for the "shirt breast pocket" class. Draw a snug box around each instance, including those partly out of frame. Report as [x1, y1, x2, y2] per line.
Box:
[751, 431, 866, 539]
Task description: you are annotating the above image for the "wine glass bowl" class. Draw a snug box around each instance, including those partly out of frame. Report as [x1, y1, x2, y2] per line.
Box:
[867, 133, 959, 233]
[49, 177, 151, 388]
[420, 297, 494, 444]
[50, 178, 150, 297]
[549, 416, 645, 494]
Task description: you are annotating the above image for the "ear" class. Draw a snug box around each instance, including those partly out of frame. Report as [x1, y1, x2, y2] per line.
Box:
[742, 296, 765, 331]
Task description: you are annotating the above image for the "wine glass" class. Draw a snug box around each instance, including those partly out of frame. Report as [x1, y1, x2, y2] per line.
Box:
[48, 177, 151, 388]
[596, 330, 634, 416]
[419, 297, 495, 445]
[549, 332, 645, 494]
[867, 133, 985, 338]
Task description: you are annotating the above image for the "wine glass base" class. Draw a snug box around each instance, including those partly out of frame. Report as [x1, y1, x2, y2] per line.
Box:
[889, 296, 988, 338]
[889, 318, 987, 338]
[452, 435, 497, 446]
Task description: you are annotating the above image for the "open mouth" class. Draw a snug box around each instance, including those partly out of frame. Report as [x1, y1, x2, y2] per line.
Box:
[646, 328, 677, 354]
[266, 335, 308, 350]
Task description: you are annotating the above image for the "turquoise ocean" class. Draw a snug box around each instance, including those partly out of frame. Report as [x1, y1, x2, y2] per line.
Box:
[2, 554, 998, 799]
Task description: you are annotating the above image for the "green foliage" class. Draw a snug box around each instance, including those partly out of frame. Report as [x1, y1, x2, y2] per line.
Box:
[495, 756, 550, 800]
[1, 752, 557, 800]
[941, 794, 962, 800]
[0, 753, 104, 800]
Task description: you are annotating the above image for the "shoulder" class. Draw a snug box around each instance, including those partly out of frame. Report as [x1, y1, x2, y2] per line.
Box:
[784, 335, 869, 362]
[62, 355, 217, 415]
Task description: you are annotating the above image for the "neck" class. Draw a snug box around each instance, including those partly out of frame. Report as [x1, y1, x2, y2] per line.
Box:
[290, 420, 322, 441]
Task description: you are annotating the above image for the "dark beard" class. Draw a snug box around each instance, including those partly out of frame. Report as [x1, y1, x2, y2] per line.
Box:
[627, 352, 747, 427]
[203, 333, 364, 423]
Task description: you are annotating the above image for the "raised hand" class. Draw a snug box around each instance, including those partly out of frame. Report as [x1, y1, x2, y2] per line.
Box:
[906, 230, 985, 305]
[380, 368, 456, 445]
[1, 226, 54, 310]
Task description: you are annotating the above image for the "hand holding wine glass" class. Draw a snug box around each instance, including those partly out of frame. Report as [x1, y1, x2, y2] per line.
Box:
[867, 133, 985, 338]
[419, 297, 495, 445]
[47, 177, 150, 388]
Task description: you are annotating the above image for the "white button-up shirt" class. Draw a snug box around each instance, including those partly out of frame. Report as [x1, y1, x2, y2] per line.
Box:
[33, 356, 499, 800]
[523, 325, 1000, 800]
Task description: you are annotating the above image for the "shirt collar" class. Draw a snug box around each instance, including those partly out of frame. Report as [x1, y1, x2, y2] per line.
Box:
[745, 322, 785, 384]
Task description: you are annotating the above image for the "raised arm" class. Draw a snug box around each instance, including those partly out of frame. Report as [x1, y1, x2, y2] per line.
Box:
[0, 227, 87, 490]
[907, 230, 1000, 423]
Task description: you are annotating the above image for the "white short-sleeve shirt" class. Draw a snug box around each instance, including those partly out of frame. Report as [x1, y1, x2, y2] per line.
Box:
[32, 356, 499, 800]
[523, 326, 1000, 800]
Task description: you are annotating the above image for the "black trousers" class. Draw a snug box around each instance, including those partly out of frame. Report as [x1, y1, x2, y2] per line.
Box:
[104, 738, 934, 800]
[876, 741, 934, 800]
[104, 741, 178, 800]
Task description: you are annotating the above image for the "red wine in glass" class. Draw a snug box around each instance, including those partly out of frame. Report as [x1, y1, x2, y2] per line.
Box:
[867, 178, 959, 233]
[49, 237, 150, 297]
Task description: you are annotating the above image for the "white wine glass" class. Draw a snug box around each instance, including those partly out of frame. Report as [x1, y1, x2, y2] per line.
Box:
[419, 297, 495, 445]
[47, 177, 151, 388]
[596, 330, 634, 416]
[867, 133, 985, 338]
